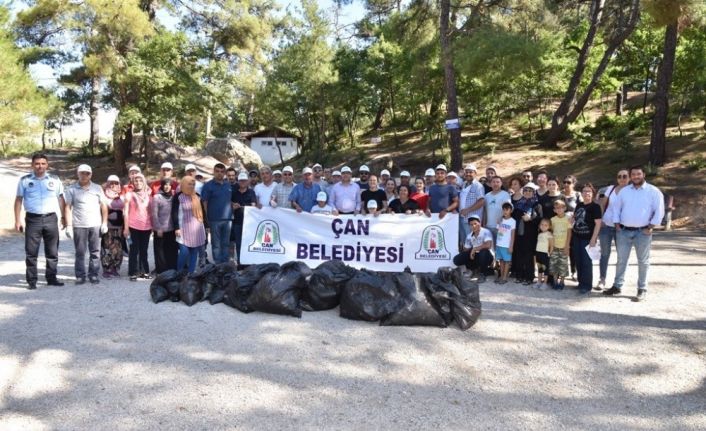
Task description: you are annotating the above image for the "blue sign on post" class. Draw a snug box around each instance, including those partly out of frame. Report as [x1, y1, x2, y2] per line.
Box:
[445, 118, 460, 130]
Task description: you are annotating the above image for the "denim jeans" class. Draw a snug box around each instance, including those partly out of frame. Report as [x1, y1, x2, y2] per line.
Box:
[459, 217, 470, 247]
[178, 244, 202, 273]
[598, 225, 616, 280]
[209, 220, 231, 264]
[614, 228, 652, 291]
[572, 237, 593, 292]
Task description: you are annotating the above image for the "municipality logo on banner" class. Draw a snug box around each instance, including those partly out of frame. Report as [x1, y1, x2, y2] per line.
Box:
[248, 220, 285, 254]
[414, 225, 451, 260]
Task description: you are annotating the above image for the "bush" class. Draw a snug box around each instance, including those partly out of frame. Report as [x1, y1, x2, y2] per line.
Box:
[0, 138, 41, 158]
[684, 156, 706, 172]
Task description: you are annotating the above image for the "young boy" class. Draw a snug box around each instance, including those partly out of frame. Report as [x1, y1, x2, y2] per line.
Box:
[535, 218, 554, 290]
[310, 191, 337, 215]
[550, 199, 571, 290]
[494, 202, 516, 284]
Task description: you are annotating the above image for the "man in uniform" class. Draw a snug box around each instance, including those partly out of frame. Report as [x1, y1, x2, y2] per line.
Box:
[14, 153, 66, 290]
[64, 164, 109, 284]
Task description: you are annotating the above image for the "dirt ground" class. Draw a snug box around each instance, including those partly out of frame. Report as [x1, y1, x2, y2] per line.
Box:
[1, 160, 705, 430]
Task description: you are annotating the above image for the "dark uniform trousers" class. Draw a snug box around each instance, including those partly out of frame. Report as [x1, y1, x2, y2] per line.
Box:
[25, 212, 60, 283]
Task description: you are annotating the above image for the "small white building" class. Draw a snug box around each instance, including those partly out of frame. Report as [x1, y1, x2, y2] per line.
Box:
[240, 127, 299, 165]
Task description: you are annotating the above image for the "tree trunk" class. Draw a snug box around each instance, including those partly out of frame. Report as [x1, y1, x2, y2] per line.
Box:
[372, 104, 386, 130]
[41, 123, 46, 151]
[113, 122, 133, 174]
[205, 109, 212, 141]
[439, 0, 462, 171]
[615, 84, 624, 116]
[649, 22, 679, 167]
[59, 123, 64, 147]
[544, 0, 640, 148]
[543, 0, 605, 147]
[88, 75, 100, 155]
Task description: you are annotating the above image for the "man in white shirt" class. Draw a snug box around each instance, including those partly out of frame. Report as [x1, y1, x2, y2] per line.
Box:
[603, 165, 665, 302]
[483, 176, 511, 241]
[453, 215, 494, 282]
[254, 165, 277, 208]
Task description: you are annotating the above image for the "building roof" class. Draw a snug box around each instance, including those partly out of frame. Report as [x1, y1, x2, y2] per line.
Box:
[238, 127, 300, 141]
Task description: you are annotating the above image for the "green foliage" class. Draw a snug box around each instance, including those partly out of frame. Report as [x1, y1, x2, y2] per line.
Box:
[684, 156, 706, 171]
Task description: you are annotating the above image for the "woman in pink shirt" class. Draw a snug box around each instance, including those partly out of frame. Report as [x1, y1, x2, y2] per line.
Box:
[122, 174, 153, 281]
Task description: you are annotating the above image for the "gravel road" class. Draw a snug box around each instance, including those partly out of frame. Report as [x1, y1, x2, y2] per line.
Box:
[1, 162, 705, 430]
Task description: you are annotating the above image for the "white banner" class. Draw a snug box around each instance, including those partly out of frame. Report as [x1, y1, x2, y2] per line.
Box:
[240, 207, 459, 273]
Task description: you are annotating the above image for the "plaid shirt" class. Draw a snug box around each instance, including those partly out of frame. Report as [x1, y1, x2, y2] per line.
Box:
[461, 180, 485, 220]
[271, 182, 295, 208]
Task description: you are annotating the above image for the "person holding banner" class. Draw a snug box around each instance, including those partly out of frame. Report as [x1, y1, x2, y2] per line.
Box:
[310, 191, 336, 215]
[388, 184, 420, 214]
[328, 166, 361, 215]
[427, 164, 458, 219]
[270, 166, 295, 208]
[410, 178, 429, 211]
[289, 167, 322, 213]
[453, 215, 494, 282]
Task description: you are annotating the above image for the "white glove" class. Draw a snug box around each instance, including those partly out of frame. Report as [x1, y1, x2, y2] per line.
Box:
[65, 226, 73, 239]
[100, 223, 108, 234]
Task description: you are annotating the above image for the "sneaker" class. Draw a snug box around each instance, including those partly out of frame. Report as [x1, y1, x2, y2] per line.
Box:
[129, 275, 138, 282]
[633, 289, 647, 302]
[46, 279, 65, 286]
[603, 286, 622, 296]
[27, 282, 37, 290]
[570, 272, 577, 281]
[89, 276, 100, 285]
[140, 273, 153, 280]
[75, 277, 86, 285]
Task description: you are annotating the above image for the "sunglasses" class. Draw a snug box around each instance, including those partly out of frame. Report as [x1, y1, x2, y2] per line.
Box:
[314, 168, 322, 172]
[617, 174, 628, 179]
[563, 180, 572, 184]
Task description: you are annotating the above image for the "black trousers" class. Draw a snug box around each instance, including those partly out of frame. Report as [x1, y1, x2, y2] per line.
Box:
[453, 249, 494, 274]
[24, 213, 60, 284]
[513, 234, 537, 282]
[153, 230, 178, 274]
[128, 228, 151, 276]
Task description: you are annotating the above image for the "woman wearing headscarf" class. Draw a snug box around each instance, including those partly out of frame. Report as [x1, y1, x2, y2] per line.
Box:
[151, 179, 177, 273]
[172, 176, 207, 273]
[122, 173, 153, 281]
[101, 175, 125, 278]
[511, 185, 542, 285]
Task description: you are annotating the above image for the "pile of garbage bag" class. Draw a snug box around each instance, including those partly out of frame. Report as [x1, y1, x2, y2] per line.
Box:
[149, 261, 481, 330]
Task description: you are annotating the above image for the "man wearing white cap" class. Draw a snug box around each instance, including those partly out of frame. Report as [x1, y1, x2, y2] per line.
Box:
[150, 162, 178, 196]
[270, 166, 296, 208]
[64, 164, 109, 284]
[398, 170, 417, 194]
[424, 168, 435, 188]
[230, 172, 257, 265]
[121, 165, 141, 195]
[380, 169, 391, 186]
[312, 163, 329, 190]
[289, 167, 322, 212]
[311, 191, 336, 215]
[427, 164, 458, 218]
[459, 163, 486, 242]
[183, 163, 204, 194]
[357, 164, 370, 191]
[484, 165, 499, 194]
[272, 169, 282, 184]
[328, 166, 361, 214]
[447, 171, 462, 192]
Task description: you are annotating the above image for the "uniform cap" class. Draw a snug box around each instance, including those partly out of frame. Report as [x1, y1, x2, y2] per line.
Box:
[302, 167, 313, 174]
[316, 191, 327, 201]
[107, 175, 120, 183]
[161, 162, 173, 170]
[435, 164, 447, 172]
[359, 165, 370, 172]
[272, 170, 282, 176]
[400, 170, 410, 177]
[341, 166, 352, 173]
[238, 172, 249, 181]
[77, 164, 92, 173]
[367, 199, 378, 208]
[184, 164, 196, 171]
[283, 166, 294, 173]
[425, 168, 435, 176]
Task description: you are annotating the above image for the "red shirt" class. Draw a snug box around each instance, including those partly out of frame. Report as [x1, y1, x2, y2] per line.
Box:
[410, 192, 429, 211]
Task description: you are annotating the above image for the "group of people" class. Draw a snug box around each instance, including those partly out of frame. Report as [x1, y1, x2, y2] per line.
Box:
[15, 153, 664, 302]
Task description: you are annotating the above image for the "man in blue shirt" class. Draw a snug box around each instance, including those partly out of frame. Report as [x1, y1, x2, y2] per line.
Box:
[427, 164, 459, 219]
[289, 167, 322, 212]
[14, 153, 66, 289]
[200, 163, 233, 263]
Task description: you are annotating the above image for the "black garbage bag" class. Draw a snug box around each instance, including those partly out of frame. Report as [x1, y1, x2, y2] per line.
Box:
[301, 260, 358, 311]
[152, 269, 181, 286]
[380, 270, 447, 327]
[150, 284, 170, 303]
[165, 280, 182, 302]
[208, 288, 227, 305]
[180, 278, 203, 306]
[426, 267, 482, 330]
[422, 273, 456, 326]
[190, 263, 216, 280]
[340, 270, 402, 322]
[248, 261, 311, 318]
[223, 263, 280, 312]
